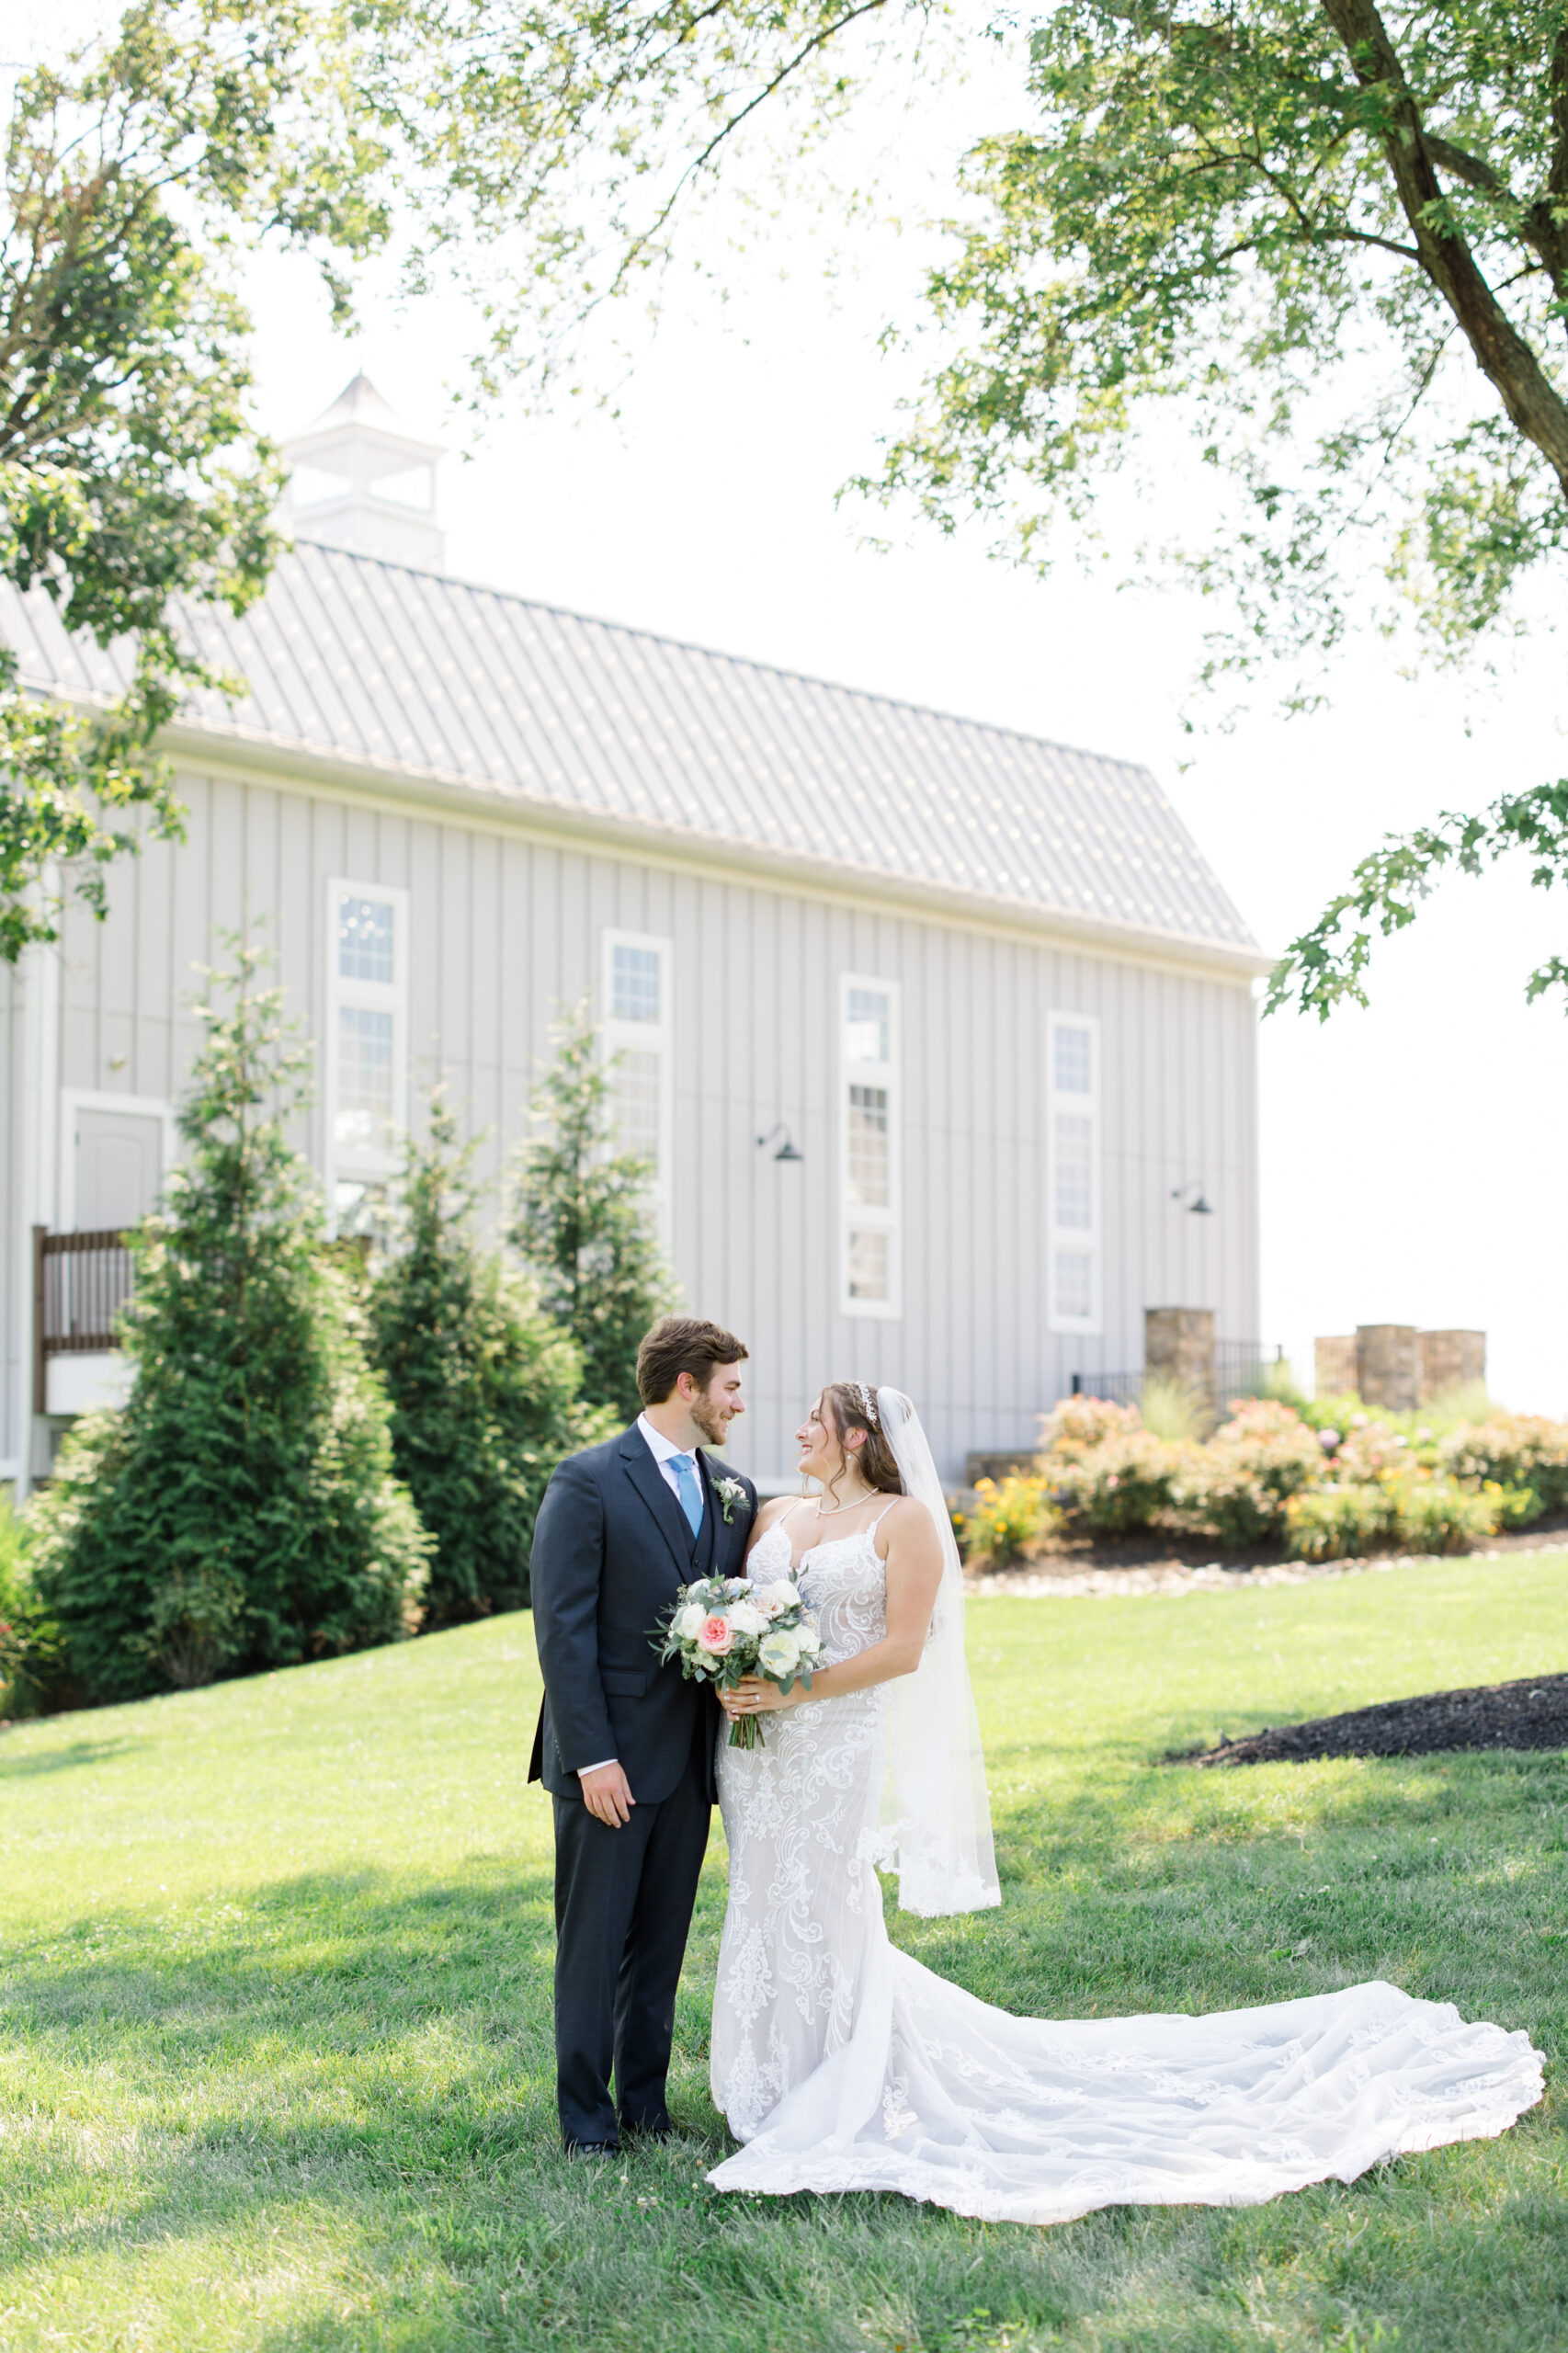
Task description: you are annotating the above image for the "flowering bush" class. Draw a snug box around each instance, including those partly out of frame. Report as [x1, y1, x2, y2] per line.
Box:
[1170, 1400, 1324, 1549]
[1328, 1417, 1421, 1481]
[1037, 1395, 1142, 1460]
[1389, 1472, 1503, 1554]
[1284, 1480, 1388, 1562]
[1051, 1430, 1185, 1536]
[1285, 1467, 1502, 1561]
[959, 1475, 1060, 1566]
[1440, 1415, 1568, 1516]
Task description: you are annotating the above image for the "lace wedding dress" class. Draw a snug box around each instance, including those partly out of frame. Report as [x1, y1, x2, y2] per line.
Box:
[707, 1515, 1544, 2227]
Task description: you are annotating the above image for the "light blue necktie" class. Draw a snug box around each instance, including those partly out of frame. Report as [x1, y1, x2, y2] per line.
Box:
[672, 1452, 704, 1539]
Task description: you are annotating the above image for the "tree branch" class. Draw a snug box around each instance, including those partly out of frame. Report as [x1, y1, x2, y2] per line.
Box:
[1320, 0, 1568, 502]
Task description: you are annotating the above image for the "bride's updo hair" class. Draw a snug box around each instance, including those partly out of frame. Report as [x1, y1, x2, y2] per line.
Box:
[817, 1381, 904, 1502]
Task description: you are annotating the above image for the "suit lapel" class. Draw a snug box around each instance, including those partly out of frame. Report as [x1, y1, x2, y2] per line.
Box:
[619, 1426, 697, 1579]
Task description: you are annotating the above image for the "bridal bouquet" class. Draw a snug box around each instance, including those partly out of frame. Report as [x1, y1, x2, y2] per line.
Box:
[652, 1574, 826, 1750]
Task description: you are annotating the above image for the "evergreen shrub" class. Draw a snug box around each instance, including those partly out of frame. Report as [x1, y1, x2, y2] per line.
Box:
[28, 951, 429, 1702]
[369, 1094, 607, 1624]
[510, 1006, 679, 1420]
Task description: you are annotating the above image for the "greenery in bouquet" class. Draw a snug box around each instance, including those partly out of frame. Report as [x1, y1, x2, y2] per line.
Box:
[653, 1573, 826, 1750]
[957, 1475, 1060, 1568]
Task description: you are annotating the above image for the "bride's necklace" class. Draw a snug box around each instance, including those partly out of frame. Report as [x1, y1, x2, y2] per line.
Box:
[813, 1486, 877, 1519]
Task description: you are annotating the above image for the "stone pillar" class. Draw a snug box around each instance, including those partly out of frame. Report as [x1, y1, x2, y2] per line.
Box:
[1356, 1324, 1419, 1413]
[1145, 1307, 1215, 1393]
[1418, 1330, 1485, 1401]
[1314, 1336, 1358, 1397]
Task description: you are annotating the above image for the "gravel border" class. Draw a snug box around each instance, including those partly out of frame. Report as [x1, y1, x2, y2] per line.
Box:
[967, 1529, 1568, 1602]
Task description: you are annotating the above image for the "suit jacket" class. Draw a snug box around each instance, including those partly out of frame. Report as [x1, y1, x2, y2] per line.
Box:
[528, 1424, 757, 1805]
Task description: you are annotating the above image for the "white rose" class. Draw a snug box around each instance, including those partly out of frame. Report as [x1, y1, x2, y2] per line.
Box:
[756, 1579, 800, 1618]
[757, 1630, 801, 1678]
[727, 1599, 769, 1639]
[673, 1603, 707, 1641]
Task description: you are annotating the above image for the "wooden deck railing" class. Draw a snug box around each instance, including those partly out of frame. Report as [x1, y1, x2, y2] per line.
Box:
[32, 1226, 134, 1412]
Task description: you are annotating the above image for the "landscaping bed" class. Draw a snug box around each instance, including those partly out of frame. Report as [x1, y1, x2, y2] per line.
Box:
[964, 1510, 1568, 1594]
[1180, 1668, 1568, 1768]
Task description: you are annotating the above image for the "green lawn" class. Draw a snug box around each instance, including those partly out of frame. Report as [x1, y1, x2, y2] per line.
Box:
[2, 1555, 1565, 2353]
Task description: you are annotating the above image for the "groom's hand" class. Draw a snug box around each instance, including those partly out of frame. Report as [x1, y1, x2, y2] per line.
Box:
[579, 1761, 635, 1828]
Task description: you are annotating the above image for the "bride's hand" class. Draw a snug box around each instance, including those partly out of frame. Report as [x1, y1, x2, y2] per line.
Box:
[721, 1677, 794, 1720]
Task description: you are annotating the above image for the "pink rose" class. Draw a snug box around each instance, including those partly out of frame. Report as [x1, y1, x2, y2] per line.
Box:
[697, 1613, 734, 1655]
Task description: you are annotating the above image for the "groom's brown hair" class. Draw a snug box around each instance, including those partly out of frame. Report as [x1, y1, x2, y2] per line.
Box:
[636, 1315, 749, 1407]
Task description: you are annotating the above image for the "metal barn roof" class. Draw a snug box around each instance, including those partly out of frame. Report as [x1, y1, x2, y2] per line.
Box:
[4, 540, 1261, 964]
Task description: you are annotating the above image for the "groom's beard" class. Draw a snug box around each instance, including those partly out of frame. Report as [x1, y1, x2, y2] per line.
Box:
[689, 1395, 730, 1448]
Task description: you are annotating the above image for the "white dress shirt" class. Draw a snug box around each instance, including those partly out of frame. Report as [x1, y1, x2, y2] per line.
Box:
[636, 1412, 705, 1525]
[580, 1418, 703, 1777]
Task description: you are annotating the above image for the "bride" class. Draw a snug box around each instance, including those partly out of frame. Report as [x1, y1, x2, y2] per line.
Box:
[705, 1381, 1542, 2225]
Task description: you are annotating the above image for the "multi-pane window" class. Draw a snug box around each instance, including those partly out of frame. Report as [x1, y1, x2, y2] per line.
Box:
[602, 931, 673, 1238]
[326, 879, 408, 1218]
[336, 1006, 395, 1151]
[841, 975, 899, 1317]
[1047, 1012, 1100, 1332]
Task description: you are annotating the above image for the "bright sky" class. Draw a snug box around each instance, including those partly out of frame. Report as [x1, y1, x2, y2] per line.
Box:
[16, 13, 1568, 1413]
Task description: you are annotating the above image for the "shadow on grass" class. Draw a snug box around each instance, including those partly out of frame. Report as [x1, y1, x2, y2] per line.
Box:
[0, 1864, 566, 2259]
[1, 1845, 1563, 2350]
[0, 1734, 142, 1779]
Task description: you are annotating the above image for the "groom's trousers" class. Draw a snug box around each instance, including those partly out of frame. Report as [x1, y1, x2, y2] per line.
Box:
[551, 1711, 711, 2149]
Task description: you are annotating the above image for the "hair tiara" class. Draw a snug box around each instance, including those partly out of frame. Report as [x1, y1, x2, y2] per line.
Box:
[855, 1381, 881, 1429]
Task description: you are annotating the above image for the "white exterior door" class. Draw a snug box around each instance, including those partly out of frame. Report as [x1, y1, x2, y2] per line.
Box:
[73, 1107, 165, 1231]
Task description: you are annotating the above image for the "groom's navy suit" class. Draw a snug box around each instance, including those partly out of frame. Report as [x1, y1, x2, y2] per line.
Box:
[528, 1423, 756, 2149]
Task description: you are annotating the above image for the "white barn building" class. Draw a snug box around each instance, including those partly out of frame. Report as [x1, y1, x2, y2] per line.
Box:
[1, 382, 1268, 1494]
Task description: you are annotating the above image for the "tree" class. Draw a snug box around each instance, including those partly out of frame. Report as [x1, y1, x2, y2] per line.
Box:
[342, 0, 1568, 1016]
[1, 1, 388, 960]
[368, 1089, 605, 1624]
[28, 944, 429, 1703]
[510, 1007, 679, 1422]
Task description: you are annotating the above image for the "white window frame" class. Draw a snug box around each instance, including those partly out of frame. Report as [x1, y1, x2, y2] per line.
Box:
[1047, 1010, 1102, 1335]
[600, 928, 674, 1243]
[838, 972, 901, 1321]
[58, 1090, 178, 1232]
[324, 877, 410, 1214]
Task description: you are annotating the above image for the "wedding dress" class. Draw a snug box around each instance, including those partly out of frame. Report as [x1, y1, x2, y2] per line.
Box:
[707, 1509, 1543, 2226]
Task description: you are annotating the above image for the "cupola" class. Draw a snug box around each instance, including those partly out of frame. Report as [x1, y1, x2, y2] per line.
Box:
[279, 373, 446, 569]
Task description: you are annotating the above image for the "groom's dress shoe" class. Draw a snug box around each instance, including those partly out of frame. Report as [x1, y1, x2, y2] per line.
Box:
[564, 2139, 619, 2160]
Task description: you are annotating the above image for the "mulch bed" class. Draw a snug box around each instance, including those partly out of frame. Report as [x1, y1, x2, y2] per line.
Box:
[1179, 1671, 1568, 1767]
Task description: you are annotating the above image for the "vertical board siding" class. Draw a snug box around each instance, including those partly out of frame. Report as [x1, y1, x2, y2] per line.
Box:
[2, 766, 1261, 1482]
[0, 964, 20, 1461]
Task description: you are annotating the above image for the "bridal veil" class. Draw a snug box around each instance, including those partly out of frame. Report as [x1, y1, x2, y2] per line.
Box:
[876, 1387, 1001, 1916]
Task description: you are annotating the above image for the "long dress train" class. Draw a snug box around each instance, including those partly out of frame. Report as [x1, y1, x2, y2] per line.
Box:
[707, 1519, 1543, 2227]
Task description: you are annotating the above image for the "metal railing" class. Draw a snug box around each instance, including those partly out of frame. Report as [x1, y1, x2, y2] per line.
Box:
[1069, 1344, 1286, 1413]
[32, 1226, 133, 1411]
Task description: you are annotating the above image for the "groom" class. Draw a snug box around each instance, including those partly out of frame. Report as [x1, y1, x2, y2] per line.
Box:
[528, 1314, 756, 2154]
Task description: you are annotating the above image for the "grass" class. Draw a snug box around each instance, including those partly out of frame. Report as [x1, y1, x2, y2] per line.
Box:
[1, 1554, 1565, 2353]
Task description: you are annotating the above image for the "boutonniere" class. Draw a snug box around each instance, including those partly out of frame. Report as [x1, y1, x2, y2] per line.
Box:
[713, 1476, 750, 1526]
